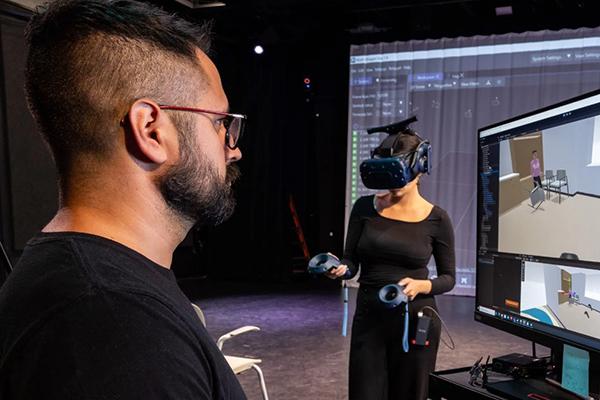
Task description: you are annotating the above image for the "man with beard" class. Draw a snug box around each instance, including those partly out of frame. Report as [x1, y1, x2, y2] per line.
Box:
[0, 0, 247, 399]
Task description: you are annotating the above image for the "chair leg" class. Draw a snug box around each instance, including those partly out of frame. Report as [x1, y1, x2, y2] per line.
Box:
[251, 364, 269, 400]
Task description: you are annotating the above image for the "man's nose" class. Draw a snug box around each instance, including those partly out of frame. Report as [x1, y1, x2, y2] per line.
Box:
[226, 147, 242, 163]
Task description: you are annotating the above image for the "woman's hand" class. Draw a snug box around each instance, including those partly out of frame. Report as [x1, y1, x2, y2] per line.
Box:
[325, 264, 348, 279]
[398, 278, 432, 300]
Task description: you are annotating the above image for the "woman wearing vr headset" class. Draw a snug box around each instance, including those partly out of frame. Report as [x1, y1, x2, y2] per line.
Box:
[326, 129, 456, 400]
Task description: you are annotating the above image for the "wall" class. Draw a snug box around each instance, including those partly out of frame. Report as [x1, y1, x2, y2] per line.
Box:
[499, 139, 513, 176]
[498, 173, 526, 215]
[543, 116, 600, 196]
[510, 133, 544, 185]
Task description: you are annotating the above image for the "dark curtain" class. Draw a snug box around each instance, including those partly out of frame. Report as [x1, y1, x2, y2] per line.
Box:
[181, 34, 350, 282]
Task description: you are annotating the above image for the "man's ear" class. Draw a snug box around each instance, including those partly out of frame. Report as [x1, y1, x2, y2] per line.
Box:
[124, 99, 174, 165]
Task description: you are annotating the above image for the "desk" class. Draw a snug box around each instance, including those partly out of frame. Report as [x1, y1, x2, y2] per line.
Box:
[429, 366, 507, 399]
[430, 367, 585, 400]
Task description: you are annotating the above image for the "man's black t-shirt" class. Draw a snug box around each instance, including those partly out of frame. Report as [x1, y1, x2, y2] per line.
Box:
[0, 232, 247, 399]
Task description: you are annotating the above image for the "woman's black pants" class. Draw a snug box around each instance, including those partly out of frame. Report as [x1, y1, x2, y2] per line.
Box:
[349, 286, 441, 400]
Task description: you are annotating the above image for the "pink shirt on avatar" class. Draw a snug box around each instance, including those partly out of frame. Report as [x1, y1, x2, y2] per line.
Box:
[530, 158, 541, 177]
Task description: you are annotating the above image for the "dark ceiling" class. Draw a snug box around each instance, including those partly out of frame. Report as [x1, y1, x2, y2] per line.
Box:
[4, 0, 599, 45]
[151, 0, 600, 46]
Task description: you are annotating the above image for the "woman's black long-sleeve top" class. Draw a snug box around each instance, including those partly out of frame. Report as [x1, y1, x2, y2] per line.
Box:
[341, 195, 455, 295]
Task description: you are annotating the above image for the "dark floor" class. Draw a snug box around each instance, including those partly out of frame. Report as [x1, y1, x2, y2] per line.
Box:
[182, 279, 541, 400]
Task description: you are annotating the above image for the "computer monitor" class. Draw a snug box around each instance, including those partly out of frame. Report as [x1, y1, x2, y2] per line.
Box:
[476, 89, 600, 354]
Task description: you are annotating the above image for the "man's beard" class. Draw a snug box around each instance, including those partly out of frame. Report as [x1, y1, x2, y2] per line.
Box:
[158, 116, 240, 227]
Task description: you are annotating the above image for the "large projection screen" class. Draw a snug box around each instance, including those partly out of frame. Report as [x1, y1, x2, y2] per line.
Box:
[347, 28, 600, 295]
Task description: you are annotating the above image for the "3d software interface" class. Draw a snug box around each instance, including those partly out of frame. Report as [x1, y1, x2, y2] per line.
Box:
[477, 96, 600, 349]
[347, 32, 600, 207]
[477, 256, 600, 349]
[347, 29, 600, 294]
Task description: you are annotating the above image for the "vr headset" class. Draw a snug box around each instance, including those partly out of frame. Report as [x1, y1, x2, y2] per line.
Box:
[359, 116, 431, 190]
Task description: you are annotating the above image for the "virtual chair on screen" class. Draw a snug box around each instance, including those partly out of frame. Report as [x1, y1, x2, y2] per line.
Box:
[529, 186, 545, 211]
[191, 303, 269, 400]
[540, 169, 554, 199]
[548, 169, 569, 204]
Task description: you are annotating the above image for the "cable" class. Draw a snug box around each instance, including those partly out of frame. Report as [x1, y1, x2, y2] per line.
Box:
[403, 302, 409, 352]
[342, 281, 349, 337]
[420, 305, 455, 350]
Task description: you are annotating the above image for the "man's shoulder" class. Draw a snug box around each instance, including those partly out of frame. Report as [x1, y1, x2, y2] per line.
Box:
[2, 232, 164, 303]
[0, 234, 91, 320]
[15, 232, 172, 288]
[0, 232, 184, 365]
[0, 288, 246, 399]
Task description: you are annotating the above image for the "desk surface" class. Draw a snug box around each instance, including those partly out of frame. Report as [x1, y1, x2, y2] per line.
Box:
[430, 367, 586, 400]
[429, 366, 509, 399]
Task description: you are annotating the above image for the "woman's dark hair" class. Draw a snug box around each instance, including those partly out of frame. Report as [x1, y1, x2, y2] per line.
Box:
[377, 132, 423, 156]
[392, 133, 422, 155]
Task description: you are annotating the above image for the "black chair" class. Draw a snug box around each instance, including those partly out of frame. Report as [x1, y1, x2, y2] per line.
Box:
[560, 252, 579, 260]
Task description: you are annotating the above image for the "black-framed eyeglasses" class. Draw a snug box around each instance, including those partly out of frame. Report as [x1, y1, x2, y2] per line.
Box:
[159, 105, 246, 150]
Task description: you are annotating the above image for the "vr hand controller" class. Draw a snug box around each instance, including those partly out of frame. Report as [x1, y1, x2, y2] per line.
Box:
[308, 253, 351, 336]
[378, 284, 410, 353]
[378, 283, 409, 308]
[307, 253, 352, 279]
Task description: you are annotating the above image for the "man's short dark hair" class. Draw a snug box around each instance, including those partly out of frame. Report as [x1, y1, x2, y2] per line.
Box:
[25, 0, 212, 176]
